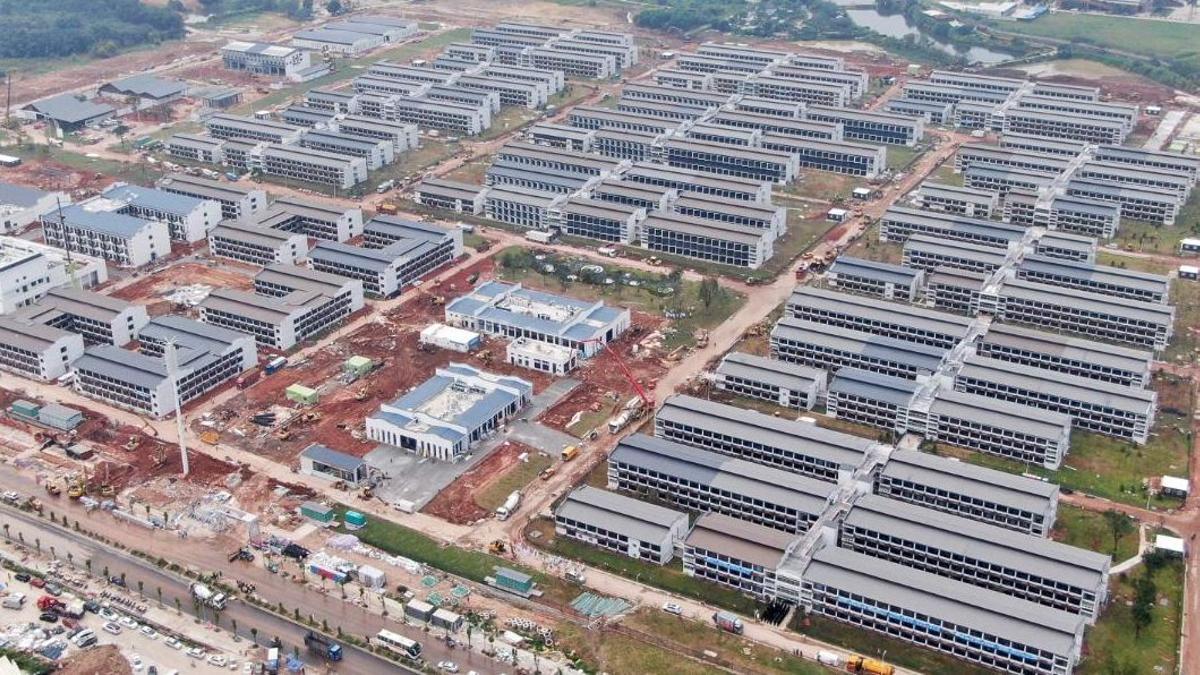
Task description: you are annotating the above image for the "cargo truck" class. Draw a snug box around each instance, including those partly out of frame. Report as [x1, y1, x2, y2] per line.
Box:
[712, 611, 743, 634]
[304, 631, 344, 662]
[846, 655, 895, 675]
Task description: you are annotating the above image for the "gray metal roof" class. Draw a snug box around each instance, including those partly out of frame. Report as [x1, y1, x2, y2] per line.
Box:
[72, 344, 169, 389]
[685, 513, 796, 569]
[201, 288, 294, 324]
[39, 287, 135, 321]
[828, 256, 922, 287]
[294, 28, 373, 46]
[980, 322, 1152, 376]
[658, 394, 870, 468]
[904, 234, 1009, 268]
[1066, 178, 1180, 203]
[139, 314, 247, 355]
[257, 263, 354, 297]
[828, 368, 920, 407]
[848, 494, 1109, 588]
[641, 212, 765, 246]
[627, 161, 768, 192]
[882, 206, 1026, 246]
[610, 433, 834, 514]
[0, 182, 49, 208]
[918, 182, 996, 202]
[556, 486, 686, 545]
[930, 388, 1071, 439]
[0, 316, 76, 353]
[716, 352, 824, 391]
[301, 443, 365, 472]
[210, 220, 296, 249]
[1018, 254, 1169, 296]
[58, 204, 153, 238]
[958, 354, 1157, 415]
[788, 287, 974, 338]
[882, 449, 1058, 510]
[926, 266, 988, 290]
[103, 184, 208, 216]
[773, 317, 948, 373]
[158, 174, 263, 202]
[804, 547, 1084, 655]
[561, 196, 641, 220]
[999, 277, 1174, 326]
[101, 74, 187, 100]
[26, 94, 114, 124]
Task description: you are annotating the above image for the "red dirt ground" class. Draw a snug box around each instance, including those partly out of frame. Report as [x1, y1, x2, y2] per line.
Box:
[420, 440, 540, 525]
[538, 310, 668, 433]
[107, 260, 255, 303]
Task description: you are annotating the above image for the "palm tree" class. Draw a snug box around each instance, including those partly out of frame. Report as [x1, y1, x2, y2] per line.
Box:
[66, 552, 73, 566]
[2, 523, 9, 540]
[137, 580, 144, 597]
[174, 597, 181, 613]
[250, 627, 259, 644]
[157, 587, 163, 605]
[34, 537, 40, 553]
[85, 560, 92, 574]
[18, 532, 24, 544]
[102, 566, 109, 579]
[119, 572, 126, 587]
[231, 619, 238, 637]
[49, 545, 55, 560]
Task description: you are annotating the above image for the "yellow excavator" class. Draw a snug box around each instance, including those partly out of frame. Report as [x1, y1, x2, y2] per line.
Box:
[66, 475, 85, 499]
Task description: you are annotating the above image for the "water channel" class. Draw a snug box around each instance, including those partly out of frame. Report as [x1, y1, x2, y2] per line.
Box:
[844, 7, 1014, 64]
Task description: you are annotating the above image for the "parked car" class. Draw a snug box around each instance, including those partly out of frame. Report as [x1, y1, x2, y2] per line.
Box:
[186, 647, 205, 659]
[164, 637, 182, 650]
[102, 622, 122, 635]
[662, 602, 684, 616]
[14, 573, 31, 583]
[29, 578, 45, 589]
[38, 612, 58, 623]
[118, 616, 139, 629]
[140, 625, 158, 639]
[437, 662, 460, 673]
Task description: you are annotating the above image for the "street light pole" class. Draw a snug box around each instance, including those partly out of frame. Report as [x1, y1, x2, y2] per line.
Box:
[165, 341, 189, 477]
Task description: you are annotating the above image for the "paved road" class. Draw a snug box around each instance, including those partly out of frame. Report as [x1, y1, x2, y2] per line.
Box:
[0, 466, 507, 674]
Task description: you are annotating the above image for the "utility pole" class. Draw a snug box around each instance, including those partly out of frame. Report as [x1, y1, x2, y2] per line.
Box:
[53, 198, 81, 290]
[165, 341, 190, 477]
[4, 69, 11, 123]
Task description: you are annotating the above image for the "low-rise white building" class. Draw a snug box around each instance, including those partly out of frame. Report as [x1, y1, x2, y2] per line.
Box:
[0, 183, 68, 234]
[0, 237, 107, 313]
[506, 337, 579, 375]
[366, 364, 532, 460]
[555, 486, 688, 565]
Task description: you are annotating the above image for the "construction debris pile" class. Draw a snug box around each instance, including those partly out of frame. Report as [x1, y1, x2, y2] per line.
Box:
[0, 621, 70, 661]
[326, 533, 423, 575]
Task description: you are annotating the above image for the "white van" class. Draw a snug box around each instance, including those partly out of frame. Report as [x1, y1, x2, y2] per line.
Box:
[2, 593, 25, 609]
[73, 629, 97, 647]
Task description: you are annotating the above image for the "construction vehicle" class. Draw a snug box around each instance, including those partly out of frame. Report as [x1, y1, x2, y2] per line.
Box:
[353, 388, 371, 402]
[189, 583, 227, 610]
[44, 483, 61, 497]
[66, 477, 85, 499]
[358, 487, 374, 501]
[560, 445, 579, 461]
[607, 396, 647, 434]
[98, 485, 114, 498]
[124, 436, 139, 452]
[495, 491, 521, 521]
[816, 651, 844, 667]
[304, 631, 344, 662]
[488, 540, 507, 555]
[712, 611, 743, 634]
[539, 467, 556, 481]
[377, 202, 399, 215]
[845, 655, 895, 675]
[694, 329, 709, 348]
[200, 431, 220, 445]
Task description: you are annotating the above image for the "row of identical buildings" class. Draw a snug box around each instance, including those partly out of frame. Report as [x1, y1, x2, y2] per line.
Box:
[187, 22, 638, 189]
[554, 390, 1106, 675]
[414, 41, 926, 270]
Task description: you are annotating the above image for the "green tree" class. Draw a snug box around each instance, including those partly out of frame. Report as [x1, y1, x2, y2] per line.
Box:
[1102, 510, 1134, 556]
[326, 0, 345, 14]
[1131, 571, 1157, 637]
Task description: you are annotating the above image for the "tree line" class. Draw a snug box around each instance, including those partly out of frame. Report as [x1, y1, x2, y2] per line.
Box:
[0, 0, 184, 59]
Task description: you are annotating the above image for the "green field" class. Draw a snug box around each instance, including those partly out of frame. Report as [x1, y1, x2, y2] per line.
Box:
[1051, 504, 1139, 562]
[886, 144, 925, 172]
[10, 146, 164, 185]
[996, 13, 1200, 61]
[527, 519, 761, 616]
[332, 505, 572, 602]
[626, 611, 829, 675]
[475, 454, 554, 511]
[1078, 555, 1184, 674]
[938, 380, 1192, 509]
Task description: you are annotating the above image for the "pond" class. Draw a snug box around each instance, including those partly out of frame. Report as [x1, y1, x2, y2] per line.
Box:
[845, 8, 1013, 64]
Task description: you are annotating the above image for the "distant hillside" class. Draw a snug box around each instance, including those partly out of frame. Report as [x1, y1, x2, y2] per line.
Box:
[0, 0, 185, 59]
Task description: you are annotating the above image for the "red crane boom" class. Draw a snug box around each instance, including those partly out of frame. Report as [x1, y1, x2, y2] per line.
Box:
[583, 338, 652, 408]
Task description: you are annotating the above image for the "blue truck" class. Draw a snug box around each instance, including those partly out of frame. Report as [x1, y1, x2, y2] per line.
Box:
[304, 631, 343, 662]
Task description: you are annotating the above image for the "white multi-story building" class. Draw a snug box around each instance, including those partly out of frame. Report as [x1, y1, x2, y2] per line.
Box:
[39, 203, 170, 268]
[99, 184, 221, 244]
[711, 351, 826, 410]
[157, 174, 268, 222]
[0, 316, 84, 381]
[221, 41, 326, 81]
[555, 486, 688, 565]
[0, 237, 107, 313]
[73, 315, 256, 418]
[0, 182, 68, 234]
[207, 220, 310, 267]
[14, 287, 148, 347]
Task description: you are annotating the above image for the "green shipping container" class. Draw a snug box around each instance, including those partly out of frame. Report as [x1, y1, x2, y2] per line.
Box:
[493, 567, 534, 594]
[286, 384, 320, 405]
[300, 501, 334, 523]
[345, 356, 374, 377]
[344, 511, 367, 527]
[10, 400, 40, 419]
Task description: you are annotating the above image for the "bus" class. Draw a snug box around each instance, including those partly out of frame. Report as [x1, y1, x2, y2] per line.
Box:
[375, 629, 422, 660]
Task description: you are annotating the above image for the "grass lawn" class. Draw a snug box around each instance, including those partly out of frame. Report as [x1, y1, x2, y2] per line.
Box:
[566, 400, 619, 438]
[778, 171, 861, 202]
[887, 144, 926, 172]
[10, 146, 164, 185]
[232, 28, 474, 114]
[331, 504, 573, 602]
[553, 621, 728, 675]
[1050, 504, 1139, 562]
[938, 374, 1192, 508]
[463, 232, 489, 251]
[1077, 556, 1184, 674]
[494, 246, 744, 349]
[994, 13, 1200, 61]
[475, 453, 554, 511]
[841, 223, 904, 265]
[1098, 247, 1200, 363]
[626, 610, 829, 675]
[927, 162, 964, 187]
[793, 613, 993, 675]
[527, 519, 762, 616]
